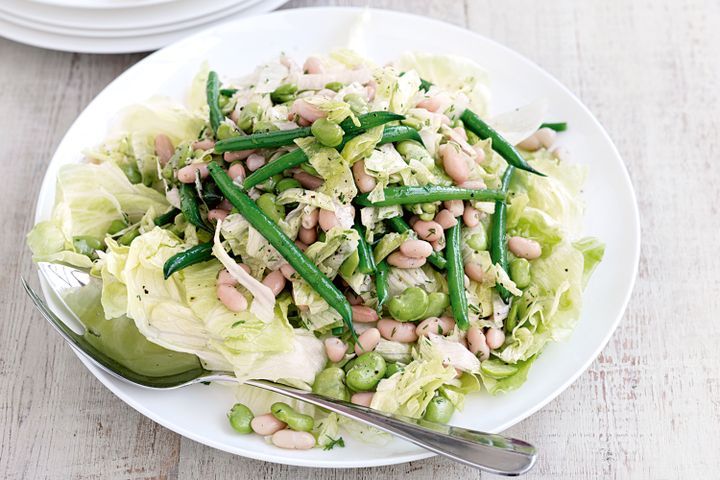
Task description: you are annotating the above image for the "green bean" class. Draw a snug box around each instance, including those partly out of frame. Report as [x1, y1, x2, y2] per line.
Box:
[207, 162, 355, 333]
[339, 111, 404, 137]
[385, 216, 446, 269]
[446, 221, 469, 330]
[491, 166, 515, 302]
[353, 223, 376, 274]
[154, 207, 180, 226]
[539, 122, 567, 132]
[423, 394, 454, 423]
[215, 127, 312, 152]
[206, 71, 223, 135]
[216, 111, 402, 153]
[355, 185, 504, 207]
[179, 184, 211, 233]
[460, 109, 544, 176]
[256, 193, 285, 222]
[312, 367, 350, 401]
[163, 242, 213, 279]
[345, 352, 386, 392]
[378, 125, 424, 145]
[270, 402, 314, 432]
[275, 178, 301, 194]
[270, 83, 298, 104]
[375, 260, 390, 313]
[242, 121, 412, 190]
[219, 88, 238, 97]
[424, 292, 450, 318]
[388, 287, 429, 322]
[311, 118, 344, 147]
[107, 219, 128, 235]
[227, 403, 254, 434]
[510, 258, 531, 289]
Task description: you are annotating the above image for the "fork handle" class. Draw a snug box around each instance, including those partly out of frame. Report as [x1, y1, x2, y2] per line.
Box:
[245, 379, 536, 476]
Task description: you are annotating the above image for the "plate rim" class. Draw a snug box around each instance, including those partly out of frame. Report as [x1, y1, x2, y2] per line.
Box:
[33, 5, 641, 468]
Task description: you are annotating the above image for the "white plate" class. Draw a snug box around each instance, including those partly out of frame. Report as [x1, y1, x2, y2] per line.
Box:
[0, 0, 288, 53]
[0, 0, 253, 30]
[28, 0, 178, 9]
[33, 7, 640, 468]
[0, 0, 261, 38]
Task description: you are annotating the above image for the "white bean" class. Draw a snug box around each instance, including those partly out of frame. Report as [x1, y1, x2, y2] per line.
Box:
[464, 262, 485, 283]
[262, 270, 286, 296]
[303, 56, 324, 74]
[434, 209, 458, 230]
[535, 127, 557, 149]
[412, 220, 444, 242]
[294, 240, 308, 251]
[352, 305, 379, 323]
[324, 337, 348, 363]
[466, 325, 490, 360]
[280, 263, 298, 281]
[517, 134, 541, 151]
[430, 240, 444, 252]
[290, 99, 326, 123]
[351, 392, 374, 407]
[298, 226, 317, 245]
[301, 208, 319, 229]
[154, 134, 174, 166]
[354, 328, 381, 355]
[227, 162, 246, 181]
[218, 269, 237, 286]
[399, 239, 433, 259]
[463, 206, 481, 228]
[177, 163, 209, 183]
[508, 236, 542, 260]
[246, 153, 266, 172]
[345, 290, 364, 305]
[472, 144, 486, 164]
[318, 209, 339, 232]
[218, 198, 233, 211]
[378, 319, 419, 343]
[271, 429, 316, 450]
[453, 126, 468, 141]
[485, 327, 506, 350]
[352, 160, 377, 193]
[416, 316, 455, 337]
[439, 143, 470, 184]
[293, 171, 324, 189]
[387, 252, 427, 269]
[217, 284, 248, 312]
[251, 414, 286, 436]
[224, 149, 256, 162]
[207, 209, 229, 222]
[192, 139, 215, 151]
[444, 199, 465, 217]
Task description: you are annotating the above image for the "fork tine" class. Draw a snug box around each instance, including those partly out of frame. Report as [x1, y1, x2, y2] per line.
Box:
[21, 277, 208, 389]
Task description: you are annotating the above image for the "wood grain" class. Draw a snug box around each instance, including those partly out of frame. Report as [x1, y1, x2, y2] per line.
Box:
[1, 0, 718, 478]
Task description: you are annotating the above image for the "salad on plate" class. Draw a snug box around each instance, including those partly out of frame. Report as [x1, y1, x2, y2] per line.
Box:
[27, 50, 604, 451]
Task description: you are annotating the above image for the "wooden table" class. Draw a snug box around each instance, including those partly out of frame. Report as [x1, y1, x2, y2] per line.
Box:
[1, 0, 717, 478]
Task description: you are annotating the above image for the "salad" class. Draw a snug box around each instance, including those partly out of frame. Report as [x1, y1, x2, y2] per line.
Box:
[27, 50, 604, 451]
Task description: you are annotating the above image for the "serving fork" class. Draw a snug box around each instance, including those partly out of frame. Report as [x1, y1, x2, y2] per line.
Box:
[21, 262, 536, 475]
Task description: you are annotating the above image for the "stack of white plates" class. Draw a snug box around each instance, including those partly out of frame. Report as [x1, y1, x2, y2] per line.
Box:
[0, 0, 288, 53]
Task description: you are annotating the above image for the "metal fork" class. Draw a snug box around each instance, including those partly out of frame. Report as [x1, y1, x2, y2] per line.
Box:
[21, 263, 536, 475]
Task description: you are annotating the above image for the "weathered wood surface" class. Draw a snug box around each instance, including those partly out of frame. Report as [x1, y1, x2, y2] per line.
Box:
[1, 0, 718, 478]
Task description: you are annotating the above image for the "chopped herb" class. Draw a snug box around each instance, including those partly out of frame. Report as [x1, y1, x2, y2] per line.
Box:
[323, 436, 345, 450]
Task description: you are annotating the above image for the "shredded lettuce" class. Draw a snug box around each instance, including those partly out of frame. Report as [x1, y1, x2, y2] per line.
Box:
[296, 137, 358, 204]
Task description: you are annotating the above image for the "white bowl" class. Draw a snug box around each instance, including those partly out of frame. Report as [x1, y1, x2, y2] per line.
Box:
[34, 7, 640, 468]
